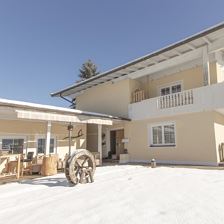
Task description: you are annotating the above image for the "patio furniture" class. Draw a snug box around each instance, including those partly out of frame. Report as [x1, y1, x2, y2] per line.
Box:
[21, 161, 32, 176]
[0, 154, 21, 179]
[21, 153, 45, 176]
[33, 155, 44, 165]
[21, 152, 34, 162]
[7, 161, 18, 174]
[31, 164, 42, 174]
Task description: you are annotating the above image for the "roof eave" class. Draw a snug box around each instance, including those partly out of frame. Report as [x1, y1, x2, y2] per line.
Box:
[51, 22, 224, 97]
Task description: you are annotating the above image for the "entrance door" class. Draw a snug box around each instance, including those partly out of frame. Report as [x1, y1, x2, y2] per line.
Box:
[110, 129, 124, 160]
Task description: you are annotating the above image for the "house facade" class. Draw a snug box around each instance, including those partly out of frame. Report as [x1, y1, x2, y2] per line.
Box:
[52, 23, 224, 166]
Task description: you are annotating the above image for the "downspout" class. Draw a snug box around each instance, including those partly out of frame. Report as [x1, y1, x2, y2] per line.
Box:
[59, 94, 76, 108]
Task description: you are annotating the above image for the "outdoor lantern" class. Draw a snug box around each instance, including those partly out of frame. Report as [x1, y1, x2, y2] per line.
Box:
[151, 158, 156, 168]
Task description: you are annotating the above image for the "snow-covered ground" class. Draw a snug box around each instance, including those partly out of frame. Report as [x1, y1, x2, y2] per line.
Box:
[0, 165, 224, 224]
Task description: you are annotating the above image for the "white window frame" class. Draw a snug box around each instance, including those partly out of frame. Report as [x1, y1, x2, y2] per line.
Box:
[35, 135, 56, 155]
[158, 81, 183, 96]
[220, 65, 224, 82]
[149, 122, 176, 147]
[0, 135, 27, 153]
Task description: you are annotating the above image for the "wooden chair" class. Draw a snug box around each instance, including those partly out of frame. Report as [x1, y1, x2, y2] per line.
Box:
[21, 152, 34, 162]
[21, 161, 32, 177]
[7, 161, 17, 174]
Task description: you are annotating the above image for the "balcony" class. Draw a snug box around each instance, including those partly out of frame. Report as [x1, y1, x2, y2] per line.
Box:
[131, 89, 145, 103]
[158, 90, 194, 109]
[129, 82, 224, 120]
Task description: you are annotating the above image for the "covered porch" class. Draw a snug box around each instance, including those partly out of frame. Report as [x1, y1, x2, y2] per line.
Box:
[0, 98, 126, 180]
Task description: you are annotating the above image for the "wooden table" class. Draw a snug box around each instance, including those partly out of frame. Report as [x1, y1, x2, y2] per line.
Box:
[0, 154, 21, 179]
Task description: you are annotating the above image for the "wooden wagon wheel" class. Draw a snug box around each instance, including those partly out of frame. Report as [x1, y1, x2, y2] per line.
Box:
[65, 149, 96, 185]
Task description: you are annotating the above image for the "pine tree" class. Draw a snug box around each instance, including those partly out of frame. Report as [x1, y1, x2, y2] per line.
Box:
[78, 60, 99, 81]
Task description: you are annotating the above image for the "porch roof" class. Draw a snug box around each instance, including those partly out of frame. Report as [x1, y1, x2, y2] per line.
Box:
[0, 98, 130, 124]
[51, 22, 224, 98]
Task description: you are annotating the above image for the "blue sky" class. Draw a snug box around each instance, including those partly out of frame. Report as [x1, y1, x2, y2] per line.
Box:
[0, 0, 224, 107]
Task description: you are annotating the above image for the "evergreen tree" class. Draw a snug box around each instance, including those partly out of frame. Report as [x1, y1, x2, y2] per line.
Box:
[78, 59, 99, 81]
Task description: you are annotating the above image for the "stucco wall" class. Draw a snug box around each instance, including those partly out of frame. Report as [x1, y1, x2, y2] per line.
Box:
[76, 79, 131, 117]
[124, 112, 218, 165]
[213, 112, 224, 162]
[86, 124, 98, 152]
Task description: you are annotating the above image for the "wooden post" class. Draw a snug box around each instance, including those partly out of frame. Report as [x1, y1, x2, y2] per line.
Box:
[16, 154, 21, 179]
[45, 121, 52, 155]
[202, 46, 211, 86]
[98, 124, 102, 164]
[67, 123, 73, 156]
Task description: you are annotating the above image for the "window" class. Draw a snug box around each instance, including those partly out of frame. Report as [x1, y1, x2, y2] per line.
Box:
[160, 83, 182, 96]
[150, 123, 176, 147]
[2, 138, 24, 153]
[161, 87, 170, 96]
[152, 126, 162, 145]
[37, 138, 55, 154]
[171, 84, 181, 94]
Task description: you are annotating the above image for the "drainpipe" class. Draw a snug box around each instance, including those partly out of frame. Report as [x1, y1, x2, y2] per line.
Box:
[59, 94, 76, 108]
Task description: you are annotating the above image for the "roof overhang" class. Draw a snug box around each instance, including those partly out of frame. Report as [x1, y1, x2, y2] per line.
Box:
[51, 22, 224, 98]
[16, 110, 113, 125]
[0, 98, 130, 124]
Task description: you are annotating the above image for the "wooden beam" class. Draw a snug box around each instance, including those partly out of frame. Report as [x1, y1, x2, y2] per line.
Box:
[208, 37, 224, 53]
[148, 58, 159, 64]
[173, 49, 182, 56]
[16, 154, 21, 179]
[187, 43, 196, 50]
[202, 36, 212, 44]
[98, 124, 102, 165]
[159, 54, 169, 60]
[202, 46, 210, 86]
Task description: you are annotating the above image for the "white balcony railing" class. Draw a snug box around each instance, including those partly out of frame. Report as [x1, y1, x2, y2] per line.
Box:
[157, 90, 194, 109]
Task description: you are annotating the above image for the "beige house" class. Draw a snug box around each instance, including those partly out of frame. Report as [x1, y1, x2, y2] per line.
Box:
[52, 22, 224, 166]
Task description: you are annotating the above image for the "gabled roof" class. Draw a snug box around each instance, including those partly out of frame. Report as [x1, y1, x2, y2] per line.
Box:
[51, 22, 224, 98]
